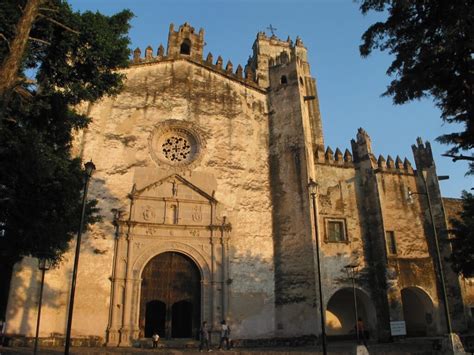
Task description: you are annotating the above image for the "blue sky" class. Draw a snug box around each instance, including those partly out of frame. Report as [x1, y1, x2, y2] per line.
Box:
[68, 0, 472, 198]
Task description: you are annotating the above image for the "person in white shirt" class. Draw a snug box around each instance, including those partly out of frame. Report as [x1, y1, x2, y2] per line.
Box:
[152, 332, 160, 348]
[218, 320, 231, 350]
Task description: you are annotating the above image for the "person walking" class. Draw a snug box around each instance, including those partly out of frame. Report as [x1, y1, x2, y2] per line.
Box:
[218, 320, 231, 350]
[356, 317, 367, 346]
[199, 321, 212, 352]
[152, 332, 160, 348]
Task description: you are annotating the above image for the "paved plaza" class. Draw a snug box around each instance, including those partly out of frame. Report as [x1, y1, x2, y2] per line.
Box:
[0, 338, 457, 355]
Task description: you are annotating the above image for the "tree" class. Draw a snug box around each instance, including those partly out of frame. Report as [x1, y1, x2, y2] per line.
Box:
[0, 0, 42, 95]
[449, 191, 474, 277]
[0, 0, 132, 264]
[358, 0, 474, 173]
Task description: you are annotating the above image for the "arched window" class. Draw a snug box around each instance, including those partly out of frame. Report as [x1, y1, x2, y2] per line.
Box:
[180, 39, 191, 55]
[280, 75, 288, 84]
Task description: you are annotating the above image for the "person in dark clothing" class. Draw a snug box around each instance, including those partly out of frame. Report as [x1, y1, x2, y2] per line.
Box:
[356, 317, 367, 346]
[199, 321, 212, 352]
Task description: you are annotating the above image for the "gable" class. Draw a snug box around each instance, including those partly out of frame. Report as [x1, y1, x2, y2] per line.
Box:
[134, 174, 215, 203]
[129, 174, 215, 227]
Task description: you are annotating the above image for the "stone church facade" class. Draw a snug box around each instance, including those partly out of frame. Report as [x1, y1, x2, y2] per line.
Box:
[5, 23, 474, 345]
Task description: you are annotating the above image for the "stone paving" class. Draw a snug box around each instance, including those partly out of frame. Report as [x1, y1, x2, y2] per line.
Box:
[0, 340, 449, 355]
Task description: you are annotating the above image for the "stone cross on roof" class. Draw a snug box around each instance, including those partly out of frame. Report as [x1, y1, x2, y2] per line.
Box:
[266, 24, 277, 36]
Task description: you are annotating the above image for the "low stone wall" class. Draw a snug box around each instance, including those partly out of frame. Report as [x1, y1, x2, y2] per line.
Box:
[4, 335, 103, 348]
[231, 335, 317, 348]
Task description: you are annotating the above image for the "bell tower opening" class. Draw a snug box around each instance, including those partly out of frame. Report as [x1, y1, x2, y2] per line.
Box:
[180, 39, 191, 55]
[167, 23, 204, 60]
[140, 252, 201, 339]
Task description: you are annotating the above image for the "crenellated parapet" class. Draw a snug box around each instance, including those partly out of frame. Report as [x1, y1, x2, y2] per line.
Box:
[375, 154, 414, 174]
[130, 23, 315, 91]
[314, 146, 354, 167]
[316, 128, 415, 175]
[129, 23, 260, 89]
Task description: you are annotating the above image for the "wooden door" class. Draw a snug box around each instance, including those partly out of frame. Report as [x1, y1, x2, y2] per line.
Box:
[140, 252, 201, 339]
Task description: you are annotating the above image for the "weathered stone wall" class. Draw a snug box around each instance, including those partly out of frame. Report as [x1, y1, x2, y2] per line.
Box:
[6, 219, 116, 339]
[314, 157, 378, 336]
[6, 59, 275, 339]
[377, 167, 441, 335]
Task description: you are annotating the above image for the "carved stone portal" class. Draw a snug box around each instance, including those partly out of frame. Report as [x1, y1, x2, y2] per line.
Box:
[106, 174, 231, 346]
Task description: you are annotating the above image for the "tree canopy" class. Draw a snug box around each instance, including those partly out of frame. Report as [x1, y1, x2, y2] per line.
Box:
[449, 192, 474, 277]
[358, 0, 474, 173]
[0, 0, 133, 264]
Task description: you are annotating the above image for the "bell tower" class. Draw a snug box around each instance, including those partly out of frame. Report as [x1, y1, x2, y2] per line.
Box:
[255, 32, 325, 336]
[166, 22, 205, 61]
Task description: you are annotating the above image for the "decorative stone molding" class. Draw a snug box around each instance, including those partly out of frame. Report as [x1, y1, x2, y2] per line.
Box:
[148, 120, 206, 171]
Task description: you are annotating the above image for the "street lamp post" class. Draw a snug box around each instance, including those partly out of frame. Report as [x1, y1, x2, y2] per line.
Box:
[34, 257, 52, 355]
[407, 172, 455, 344]
[344, 263, 359, 343]
[308, 178, 327, 355]
[64, 160, 95, 355]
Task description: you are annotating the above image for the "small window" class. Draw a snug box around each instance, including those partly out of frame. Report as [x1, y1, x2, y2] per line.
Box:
[386, 231, 397, 255]
[326, 219, 346, 242]
[280, 75, 288, 84]
[171, 205, 178, 224]
[180, 39, 191, 55]
[299, 77, 304, 85]
[167, 205, 178, 224]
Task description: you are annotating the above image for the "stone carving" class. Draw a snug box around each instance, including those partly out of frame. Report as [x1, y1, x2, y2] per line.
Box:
[192, 205, 203, 222]
[410, 262, 422, 276]
[171, 180, 178, 197]
[189, 229, 200, 237]
[145, 226, 158, 236]
[142, 206, 155, 221]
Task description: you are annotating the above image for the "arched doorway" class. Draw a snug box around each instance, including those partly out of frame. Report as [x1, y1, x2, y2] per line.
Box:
[140, 252, 201, 339]
[401, 287, 434, 337]
[326, 288, 376, 339]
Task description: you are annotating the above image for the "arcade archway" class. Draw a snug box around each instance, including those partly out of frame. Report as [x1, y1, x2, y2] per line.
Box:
[401, 287, 434, 337]
[139, 252, 201, 339]
[326, 288, 376, 338]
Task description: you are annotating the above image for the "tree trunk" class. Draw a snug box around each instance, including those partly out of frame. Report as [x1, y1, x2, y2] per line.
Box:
[0, 0, 43, 96]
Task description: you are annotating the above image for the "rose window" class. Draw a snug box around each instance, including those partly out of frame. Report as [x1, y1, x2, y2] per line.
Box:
[162, 136, 191, 162]
[149, 122, 203, 168]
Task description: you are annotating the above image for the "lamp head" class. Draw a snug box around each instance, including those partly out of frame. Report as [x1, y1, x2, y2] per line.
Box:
[404, 186, 414, 204]
[308, 178, 318, 194]
[38, 257, 52, 271]
[84, 160, 96, 177]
